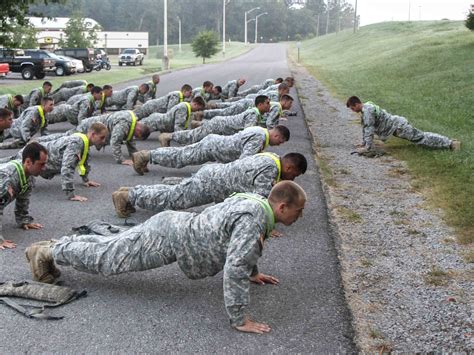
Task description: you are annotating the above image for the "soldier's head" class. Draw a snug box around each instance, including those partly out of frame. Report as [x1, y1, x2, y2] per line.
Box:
[139, 83, 150, 95]
[0, 108, 13, 130]
[237, 78, 246, 87]
[284, 77, 295, 87]
[133, 122, 151, 140]
[22, 142, 48, 177]
[12, 95, 24, 108]
[212, 85, 222, 96]
[280, 94, 294, 110]
[281, 152, 307, 181]
[42, 81, 53, 94]
[91, 86, 103, 101]
[346, 96, 363, 113]
[152, 74, 160, 85]
[191, 96, 206, 111]
[275, 78, 284, 84]
[202, 81, 213, 93]
[87, 122, 108, 150]
[181, 84, 193, 98]
[268, 181, 306, 226]
[255, 95, 270, 114]
[102, 85, 113, 97]
[269, 125, 290, 146]
[41, 97, 54, 113]
[86, 83, 95, 92]
[278, 83, 290, 96]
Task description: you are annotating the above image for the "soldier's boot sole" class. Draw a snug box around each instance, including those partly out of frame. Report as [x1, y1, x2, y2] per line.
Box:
[112, 191, 131, 218]
[25, 243, 56, 284]
[132, 150, 150, 176]
[450, 140, 461, 151]
[158, 133, 172, 147]
[33, 240, 61, 278]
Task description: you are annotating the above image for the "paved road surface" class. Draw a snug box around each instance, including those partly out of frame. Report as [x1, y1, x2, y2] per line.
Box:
[0, 44, 356, 353]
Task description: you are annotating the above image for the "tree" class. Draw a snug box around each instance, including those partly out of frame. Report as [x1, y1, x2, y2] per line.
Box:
[466, 11, 474, 31]
[0, 0, 64, 48]
[191, 31, 219, 64]
[59, 11, 101, 48]
[10, 20, 38, 48]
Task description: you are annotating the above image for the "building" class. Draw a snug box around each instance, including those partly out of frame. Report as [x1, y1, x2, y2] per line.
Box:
[27, 17, 149, 54]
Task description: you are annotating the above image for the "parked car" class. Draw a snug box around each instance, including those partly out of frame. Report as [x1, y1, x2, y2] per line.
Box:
[25, 49, 76, 76]
[54, 48, 95, 72]
[0, 48, 56, 80]
[0, 63, 9, 78]
[57, 55, 84, 73]
[118, 48, 144, 66]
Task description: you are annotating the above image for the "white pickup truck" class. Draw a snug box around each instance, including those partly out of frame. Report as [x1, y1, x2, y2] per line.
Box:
[118, 48, 145, 66]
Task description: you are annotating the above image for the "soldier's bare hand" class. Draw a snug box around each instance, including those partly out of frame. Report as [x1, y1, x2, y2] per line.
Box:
[235, 318, 271, 334]
[122, 160, 133, 166]
[84, 181, 101, 187]
[250, 273, 279, 285]
[22, 223, 43, 230]
[0, 240, 17, 250]
[70, 195, 88, 202]
[270, 230, 283, 238]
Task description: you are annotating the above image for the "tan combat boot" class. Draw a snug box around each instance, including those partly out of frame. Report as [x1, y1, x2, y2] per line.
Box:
[132, 150, 150, 176]
[450, 140, 461, 151]
[158, 133, 172, 147]
[112, 190, 132, 218]
[117, 187, 136, 214]
[25, 241, 57, 284]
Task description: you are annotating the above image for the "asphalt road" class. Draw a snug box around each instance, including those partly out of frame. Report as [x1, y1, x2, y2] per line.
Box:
[0, 44, 356, 353]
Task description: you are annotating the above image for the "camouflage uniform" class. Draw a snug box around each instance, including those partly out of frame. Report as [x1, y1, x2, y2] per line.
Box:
[0, 106, 49, 148]
[361, 102, 452, 149]
[0, 161, 35, 243]
[106, 86, 139, 110]
[191, 87, 211, 102]
[52, 193, 274, 326]
[55, 80, 87, 90]
[23, 87, 46, 108]
[171, 108, 262, 145]
[15, 135, 90, 198]
[46, 104, 74, 125]
[263, 102, 283, 129]
[75, 111, 137, 164]
[150, 126, 270, 168]
[0, 94, 21, 118]
[129, 152, 280, 212]
[141, 81, 158, 102]
[238, 79, 275, 97]
[71, 94, 97, 125]
[66, 93, 86, 105]
[221, 80, 240, 100]
[141, 102, 191, 133]
[51, 86, 88, 104]
[134, 91, 185, 119]
[203, 98, 253, 120]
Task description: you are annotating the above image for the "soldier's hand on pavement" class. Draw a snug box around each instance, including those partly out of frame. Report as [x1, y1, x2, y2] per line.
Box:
[235, 317, 271, 334]
[0, 240, 17, 250]
[249, 273, 279, 285]
[122, 160, 133, 166]
[22, 223, 43, 230]
[270, 230, 283, 238]
[70, 195, 88, 202]
[84, 181, 101, 187]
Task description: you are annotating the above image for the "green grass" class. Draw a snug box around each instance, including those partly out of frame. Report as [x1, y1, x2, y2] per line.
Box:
[0, 42, 249, 94]
[292, 21, 474, 243]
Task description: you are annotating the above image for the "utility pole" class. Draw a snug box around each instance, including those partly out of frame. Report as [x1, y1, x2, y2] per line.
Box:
[255, 12, 268, 44]
[353, 0, 358, 33]
[326, 0, 330, 35]
[177, 16, 182, 53]
[408, 0, 411, 21]
[222, 0, 226, 57]
[162, 0, 169, 70]
[317, 13, 320, 37]
[244, 7, 260, 45]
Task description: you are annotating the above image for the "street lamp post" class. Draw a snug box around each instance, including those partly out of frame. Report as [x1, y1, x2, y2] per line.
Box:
[223, 0, 230, 57]
[177, 16, 182, 53]
[244, 6, 260, 45]
[163, 0, 169, 70]
[254, 12, 268, 44]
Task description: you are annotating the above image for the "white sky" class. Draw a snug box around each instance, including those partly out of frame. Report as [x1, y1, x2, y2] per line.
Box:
[353, 0, 473, 26]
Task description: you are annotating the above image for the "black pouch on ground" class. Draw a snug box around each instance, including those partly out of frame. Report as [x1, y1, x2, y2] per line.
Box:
[0, 280, 87, 320]
[71, 219, 130, 236]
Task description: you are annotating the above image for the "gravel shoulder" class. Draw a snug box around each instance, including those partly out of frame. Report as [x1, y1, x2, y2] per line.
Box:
[289, 59, 473, 352]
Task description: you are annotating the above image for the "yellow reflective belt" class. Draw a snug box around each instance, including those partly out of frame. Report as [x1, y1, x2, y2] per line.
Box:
[183, 102, 192, 129]
[233, 193, 275, 239]
[99, 92, 106, 109]
[257, 152, 281, 182]
[252, 107, 264, 125]
[83, 86, 88, 93]
[39, 87, 44, 97]
[11, 160, 28, 194]
[37, 105, 46, 128]
[73, 133, 89, 176]
[263, 128, 270, 149]
[127, 111, 137, 141]
[365, 101, 381, 117]
[178, 91, 183, 103]
[87, 94, 95, 107]
[270, 102, 283, 116]
[7, 94, 13, 109]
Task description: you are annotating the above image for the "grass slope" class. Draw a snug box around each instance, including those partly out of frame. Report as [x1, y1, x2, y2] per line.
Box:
[295, 21, 473, 243]
[0, 42, 249, 94]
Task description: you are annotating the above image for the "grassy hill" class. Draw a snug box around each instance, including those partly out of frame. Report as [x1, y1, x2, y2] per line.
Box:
[294, 21, 473, 244]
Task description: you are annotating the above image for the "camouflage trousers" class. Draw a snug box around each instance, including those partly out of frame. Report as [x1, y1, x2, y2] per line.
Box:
[172, 118, 243, 145]
[53, 214, 177, 276]
[140, 114, 172, 133]
[392, 122, 452, 148]
[47, 105, 76, 125]
[203, 105, 247, 120]
[150, 134, 240, 168]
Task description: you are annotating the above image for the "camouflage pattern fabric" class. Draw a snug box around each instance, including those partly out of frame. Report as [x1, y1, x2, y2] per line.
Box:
[141, 102, 190, 133]
[237, 79, 275, 97]
[106, 86, 139, 110]
[0, 106, 49, 147]
[221, 80, 239, 100]
[203, 98, 253, 120]
[51, 86, 86, 104]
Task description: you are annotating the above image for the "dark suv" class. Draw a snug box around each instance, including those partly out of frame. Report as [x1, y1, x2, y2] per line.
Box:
[25, 49, 76, 76]
[54, 48, 95, 72]
[0, 48, 56, 79]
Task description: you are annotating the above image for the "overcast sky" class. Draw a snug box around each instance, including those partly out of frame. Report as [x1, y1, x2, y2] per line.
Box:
[354, 0, 472, 26]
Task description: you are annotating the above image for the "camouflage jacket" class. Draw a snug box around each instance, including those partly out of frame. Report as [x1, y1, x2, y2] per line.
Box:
[263, 102, 283, 128]
[221, 80, 240, 99]
[0, 94, 21, 118]
[8, 105, 49, 143]
[107, 86, 139, 110]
